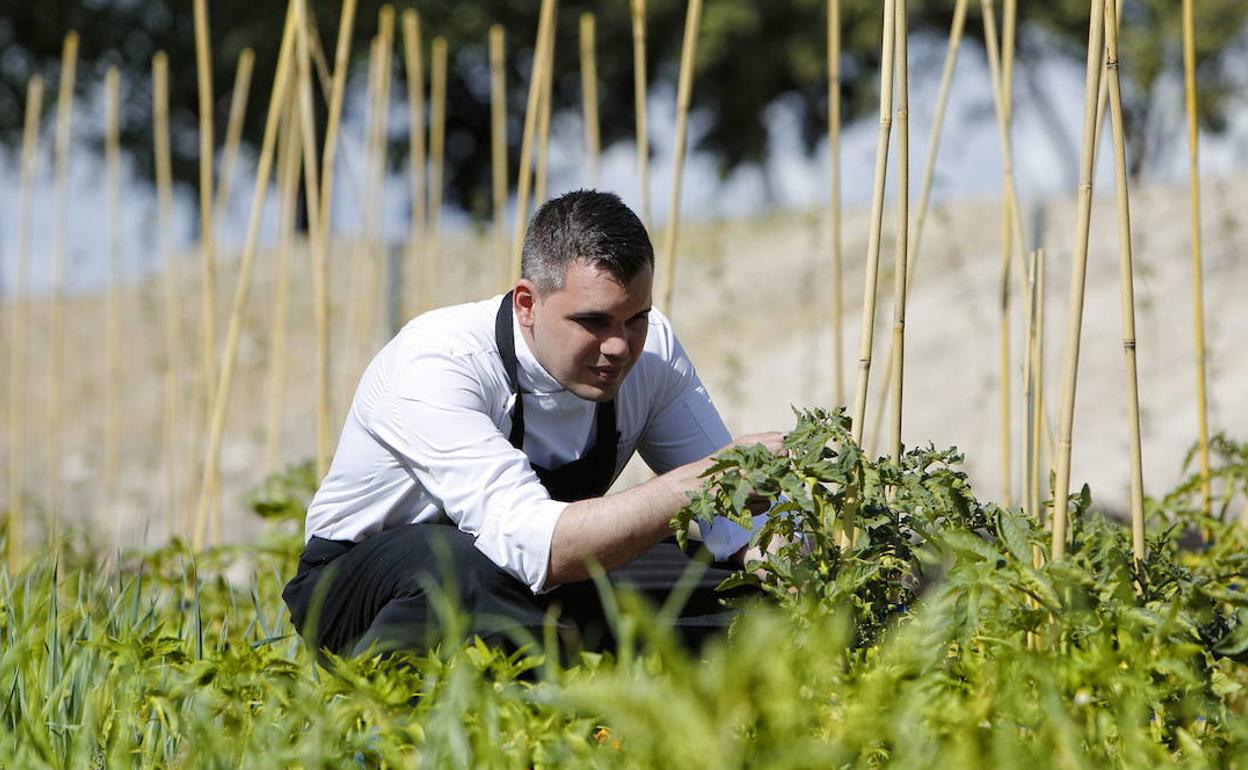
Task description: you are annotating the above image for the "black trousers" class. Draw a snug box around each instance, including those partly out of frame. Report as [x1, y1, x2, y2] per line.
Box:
[282, 523, 756, 659]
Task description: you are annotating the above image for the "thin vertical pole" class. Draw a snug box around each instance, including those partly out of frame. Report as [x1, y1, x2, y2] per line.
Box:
[489, 25, 508, 287]
[402, 10, 427, 315]
[533, 27, 556, 208]
[887, 0, 909, 464]
[48, 32, 78, 546]
[658, 0, 704, 315]
[264, 99, 302, 476]
[1181, 0, 1212, 523]
[580, 13, 600, 187]
[827, 0, 843, 407]
[313, 0, 358, 480]
[850, 0, 897, 449]
[193, 0, 217, 410]
[214, 48, 256, 230]
[153, 53, 183, 538]
[509, 0, 557, 285]
[104, 68, 123, 532]
[429, 36, 447, 247]
[8, 76, 43, 573]
[630, 0, 650, 229]
[1103, 0, 1146, 564]
[1051, 0, 1106, 561]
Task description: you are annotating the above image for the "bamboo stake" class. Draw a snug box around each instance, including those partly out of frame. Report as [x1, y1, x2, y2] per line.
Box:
[658, 0, 704, 315]
[845, 0, 897, 549]
[850, 0, 897, 450]
[402, 10, 427, 315]
[429, 36, 447, 244]
[48, 32, 78, 546]
[580, 13, 600, 187]
[828, 0, 843, 407]
[153, 53, 183, 539]
[887, 0, 910, 463]
[533, 27, 555, 207]
[345, 32, 386, 393]
[980, 0, 1029, 508]
[630, 0, 651, 229]
[192, 0, 299, 552]
[104, 68, 123, 534]
[1028, 248, 1048, 529]
[489, 25, 508, 288]
[1181, 0, 1212, 523]
[1051, 0, 1106, 561]
[1103, 0, 1146, 564]
[509, 0, 558, 285]
[193, 0, 217, 411]
[1023, 248, 1039, 525]
[361, 10, 395, 362]
[213, 49, 255, 231]
[313, 0, 358, 480]
[8, 76, 42, 573]
[264, 99, 302, 475]
[866, 0, 968, 447]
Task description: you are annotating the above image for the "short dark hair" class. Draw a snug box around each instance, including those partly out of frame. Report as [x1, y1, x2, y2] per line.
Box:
[521, 190, 654, 293]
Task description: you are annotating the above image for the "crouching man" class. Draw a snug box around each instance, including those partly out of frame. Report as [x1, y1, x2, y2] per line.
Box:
[283, 190, 782, 657]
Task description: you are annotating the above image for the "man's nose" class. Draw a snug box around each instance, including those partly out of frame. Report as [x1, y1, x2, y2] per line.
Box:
[600, 330, 628, 358]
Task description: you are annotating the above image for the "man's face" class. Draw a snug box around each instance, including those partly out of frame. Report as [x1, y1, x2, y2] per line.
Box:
[515, 260, 653, 402]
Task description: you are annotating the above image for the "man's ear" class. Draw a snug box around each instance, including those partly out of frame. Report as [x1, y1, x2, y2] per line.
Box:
[513, 279, 539, 328]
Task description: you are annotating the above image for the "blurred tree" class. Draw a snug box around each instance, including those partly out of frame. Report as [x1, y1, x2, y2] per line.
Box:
[0, 0, 1244, 223]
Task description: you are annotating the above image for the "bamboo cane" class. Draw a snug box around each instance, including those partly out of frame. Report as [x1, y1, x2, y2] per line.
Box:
[104, 68, 123, 536]
[1103, 0, 1146, 564]
[305, 6, 335, 104]
[866, 0, 967, 447]
[192, 0, 299, 552]
[344, 34, 384, 396]
[1034, 247, 1046, 530]
[361, 10, 395, 363]
[214, 48, 255, 232]
[533, 27, 555, 208]
[193, 0, 217, 411]
[844, 0, 897, 549]
[264, 98, 302, 476]
[1181, 0, 1212, 523]
[1023, 248, 1039, 525]
[1050, 0, 1106, 562]
[489, 25, 508, 288]
[429, 36, 447, 245]
[402, 10, 427, 315]
[629, 0, 651, 230]
[980, 0, 1029, 508]
[47, 32, 77, 547]
[509, 0, 557, 285]
[850, 0, 897, 451]
[153, 53, 183, 539]
[658, 0, 704, 316]
[7, 76, 42, 573]
[887, 0, 910, 464]
[312, 0, 358, 480]
[828, 0, 843, 407]
[580, 13, 600, 187]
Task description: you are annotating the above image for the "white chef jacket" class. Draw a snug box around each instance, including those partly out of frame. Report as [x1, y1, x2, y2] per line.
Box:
[304, 294, 757, 593]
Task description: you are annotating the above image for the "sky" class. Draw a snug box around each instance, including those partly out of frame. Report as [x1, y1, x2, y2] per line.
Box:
[2, 29, 1247, 298]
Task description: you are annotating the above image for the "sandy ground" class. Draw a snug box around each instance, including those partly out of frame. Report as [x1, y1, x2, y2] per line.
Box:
[2, 169, 1246, 550]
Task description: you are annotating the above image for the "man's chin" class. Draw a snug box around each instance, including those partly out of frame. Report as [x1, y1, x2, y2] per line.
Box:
[568, 381, 621, 403]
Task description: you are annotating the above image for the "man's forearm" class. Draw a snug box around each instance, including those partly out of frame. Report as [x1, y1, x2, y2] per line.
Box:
[543, 457, 712, 588]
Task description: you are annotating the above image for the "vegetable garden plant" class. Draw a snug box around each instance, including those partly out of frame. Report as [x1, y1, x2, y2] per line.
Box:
[2, 407, 1246, 768]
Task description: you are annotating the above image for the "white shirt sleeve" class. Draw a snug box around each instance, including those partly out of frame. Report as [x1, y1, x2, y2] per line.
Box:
[637, 320, 759, 561]
[360, 348, 567, 594]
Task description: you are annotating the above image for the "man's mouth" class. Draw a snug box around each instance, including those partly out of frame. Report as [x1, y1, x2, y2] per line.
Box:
[589, 366, 621, 383]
